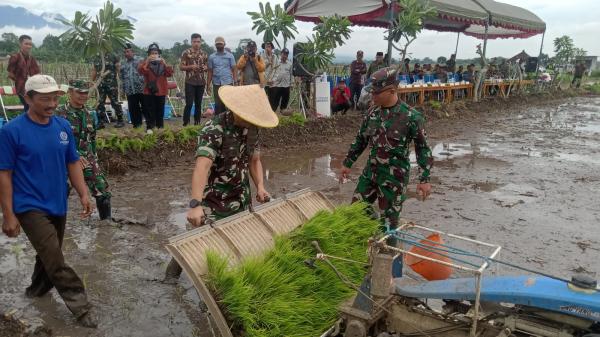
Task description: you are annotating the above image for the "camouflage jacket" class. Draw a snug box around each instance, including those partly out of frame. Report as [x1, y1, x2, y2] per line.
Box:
[343, 101, 433, 184]
[93, 53, 120, 89]
[55, 103, 98, 160]
[196, 111, 260, 217]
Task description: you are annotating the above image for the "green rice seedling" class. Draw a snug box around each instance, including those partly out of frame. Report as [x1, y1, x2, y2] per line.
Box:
[279, 112, 306, 127]
[176, 126, 200, 144]
[161, 128, 176, 144]
[142, 133, 158, 150]
[205, 203, 379, 337]
[116, 139, 131, 154]
[97, 137, 107, 150]
[129, 138, 144, 152]
[430, 100, 442, 110]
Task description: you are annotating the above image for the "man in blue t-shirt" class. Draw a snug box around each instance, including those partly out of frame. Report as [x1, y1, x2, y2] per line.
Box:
[207, 36, 237, 115]
[0, 75, 97, 328]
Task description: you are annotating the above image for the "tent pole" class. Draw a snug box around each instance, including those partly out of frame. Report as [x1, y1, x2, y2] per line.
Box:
[454, 32, 460, 58]
[386, 1, 394, 66]
[535, 30, 546, 79]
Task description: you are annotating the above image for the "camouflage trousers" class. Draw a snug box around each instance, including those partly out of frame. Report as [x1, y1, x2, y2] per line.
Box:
[351, 165, 406, 232]
[201, 183, 251, 221]
[96, 86, 123, 121]
[84, 165, 111, 199]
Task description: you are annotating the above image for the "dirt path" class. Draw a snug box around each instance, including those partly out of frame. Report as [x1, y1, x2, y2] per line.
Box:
[1, 95, 599, 336]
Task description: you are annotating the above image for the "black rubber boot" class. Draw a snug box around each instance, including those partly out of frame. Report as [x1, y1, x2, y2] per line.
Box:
[96, 196, 112, 221]
[163, 258, 183, 284]
[115, 120, 125, 128]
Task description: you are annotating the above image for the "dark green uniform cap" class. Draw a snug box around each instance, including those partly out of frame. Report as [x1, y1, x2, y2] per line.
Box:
[365, 67, 399, 94]
[69, 79, 91, 93]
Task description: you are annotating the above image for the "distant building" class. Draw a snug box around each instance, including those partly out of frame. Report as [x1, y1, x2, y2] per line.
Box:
[575, 56, 598, 75]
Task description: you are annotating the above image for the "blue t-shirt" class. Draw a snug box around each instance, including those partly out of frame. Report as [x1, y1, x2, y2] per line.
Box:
[208, 51, 236, 85]
[0, 113, 80, 216]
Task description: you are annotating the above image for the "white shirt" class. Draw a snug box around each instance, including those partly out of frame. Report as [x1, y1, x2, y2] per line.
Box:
[271, 60, 293, 88]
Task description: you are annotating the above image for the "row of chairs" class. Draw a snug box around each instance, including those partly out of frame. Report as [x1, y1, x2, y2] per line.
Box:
[398, 73, 466, 84]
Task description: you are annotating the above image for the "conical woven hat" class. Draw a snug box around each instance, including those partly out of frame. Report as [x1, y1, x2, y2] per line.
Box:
[218, 85, 279, 128]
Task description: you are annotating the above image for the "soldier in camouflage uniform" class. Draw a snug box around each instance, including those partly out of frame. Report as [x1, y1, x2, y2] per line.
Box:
[164, 84, 278, 283]
[92, 53, 125, 128]
[340, 67, 433, 239]
[56, 79, 113, 220]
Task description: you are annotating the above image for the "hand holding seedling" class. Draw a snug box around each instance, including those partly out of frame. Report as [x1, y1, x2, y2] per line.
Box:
[187, 207, 206, 228]
[339, 166, 351, 183]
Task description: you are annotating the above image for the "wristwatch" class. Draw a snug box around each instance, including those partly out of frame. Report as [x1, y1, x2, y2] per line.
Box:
[189, 199, 201, 209]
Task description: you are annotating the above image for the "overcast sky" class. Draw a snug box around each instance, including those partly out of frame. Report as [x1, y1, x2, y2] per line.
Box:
[1, 0, 599, 60]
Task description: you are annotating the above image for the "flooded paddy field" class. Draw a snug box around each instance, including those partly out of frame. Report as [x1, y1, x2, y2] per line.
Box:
[1, 96, 599, 336]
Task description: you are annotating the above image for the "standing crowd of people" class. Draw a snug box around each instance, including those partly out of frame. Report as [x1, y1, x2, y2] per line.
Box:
[5, 34, 295, 133]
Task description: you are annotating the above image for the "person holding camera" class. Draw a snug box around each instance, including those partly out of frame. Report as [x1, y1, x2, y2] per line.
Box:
[138, 43, 174, 133]
[331, 79, 352, 115]
[236, 41, 266, 86]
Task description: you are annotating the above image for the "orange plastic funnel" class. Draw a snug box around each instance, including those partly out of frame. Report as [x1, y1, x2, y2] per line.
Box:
[405, 233, 453, 281]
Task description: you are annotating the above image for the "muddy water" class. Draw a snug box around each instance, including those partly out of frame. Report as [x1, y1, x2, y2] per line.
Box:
[1, 97, 600, 336]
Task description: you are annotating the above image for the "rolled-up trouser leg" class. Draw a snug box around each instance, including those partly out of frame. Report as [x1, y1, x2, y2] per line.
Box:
[17, 211, 91, 318]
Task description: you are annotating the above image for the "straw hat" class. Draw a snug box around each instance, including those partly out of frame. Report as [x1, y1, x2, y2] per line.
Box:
[218, 85, 279, 128]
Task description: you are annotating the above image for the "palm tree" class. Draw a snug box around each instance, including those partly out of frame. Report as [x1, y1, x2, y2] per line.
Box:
[59, 1, 134, 90]
[247, 2, 298, 49]
[553, 35, 574, 70]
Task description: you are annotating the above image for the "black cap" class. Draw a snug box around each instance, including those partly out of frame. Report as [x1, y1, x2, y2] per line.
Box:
[376, 52, 384, 56]
[124, 43, 133, 50]
[281, 48, 289, 54]
[147, 42, 161, 54]
[247, 41, 257, 48]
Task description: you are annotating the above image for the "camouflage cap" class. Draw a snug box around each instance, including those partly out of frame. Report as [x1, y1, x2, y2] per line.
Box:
[365, 67, 398, 94]
[68, 79, 91, 92]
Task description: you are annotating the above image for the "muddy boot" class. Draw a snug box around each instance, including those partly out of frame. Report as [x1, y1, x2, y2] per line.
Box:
[163, 258, 183, 284]
[96, 196, 112, 221]
[114, 119, 125, 128]
[77, 309, 98, 329]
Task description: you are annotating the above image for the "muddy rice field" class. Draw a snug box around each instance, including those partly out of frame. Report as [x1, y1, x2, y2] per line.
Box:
[1, 95, 599, 336]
